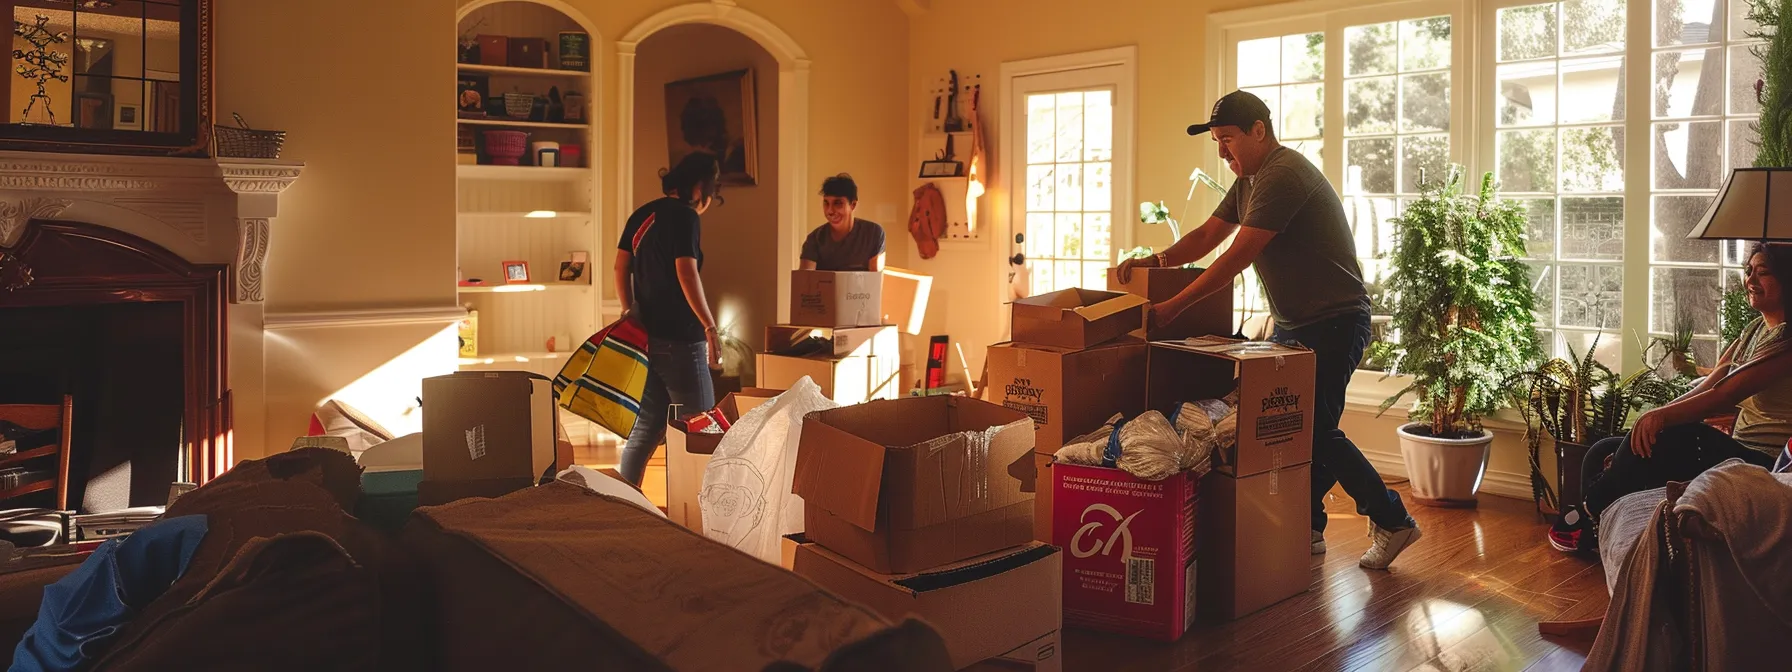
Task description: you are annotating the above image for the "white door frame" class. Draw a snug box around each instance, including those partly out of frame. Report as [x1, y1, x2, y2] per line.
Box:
[617, 2, 811, 322]
[998, 46, 1138, 308]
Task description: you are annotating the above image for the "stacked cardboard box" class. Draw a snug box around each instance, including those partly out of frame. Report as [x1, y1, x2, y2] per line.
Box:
[789, 396, 1062, 669]
[983, 288, 1151, 543]
[661, 388, 781, 533]
[1106, 266, 1235, 340]
[758, 270, 904, 403]
[418, 371, 562, 506]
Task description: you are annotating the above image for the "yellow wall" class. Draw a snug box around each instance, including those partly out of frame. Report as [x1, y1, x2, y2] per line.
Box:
[631, 23, 779, 382]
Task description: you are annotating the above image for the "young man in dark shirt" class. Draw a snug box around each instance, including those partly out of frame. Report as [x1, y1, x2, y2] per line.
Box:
[800, 174, 886, 272]
[1117, 90, 1421, 570]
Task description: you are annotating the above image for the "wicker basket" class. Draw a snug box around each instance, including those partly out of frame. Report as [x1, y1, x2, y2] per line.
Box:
[214, 113, 286, 159]
[503, 93, 535, 119]
[482, 130, 529, 165]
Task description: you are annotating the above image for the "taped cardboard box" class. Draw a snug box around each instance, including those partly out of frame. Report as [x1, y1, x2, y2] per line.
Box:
[1029, 453, 1054, 543]
[793, 396, 1037, 574]
[1054, 463, 1199, 642]
[882, 267, 934, 336]
[1011, 288, 1148, 350]
[790, 270, 883, 328]
[792, 540, 1062, 670]
[402, 482, 954, 671]
[1199, 463, 1311, 621]
[1147, 337, 1315, 477]
[765, 324, 898, 359]
[757, 352, 900, 405]
[961, 630, 1062, 672]
[1107, 267, 1233, 340]
[663, 388, 781, 531]
[984, 338, 1148, 455]
[421, 371, 556, 484]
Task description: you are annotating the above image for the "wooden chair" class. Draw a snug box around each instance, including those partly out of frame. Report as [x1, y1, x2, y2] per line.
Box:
[0, 396, 74, 511]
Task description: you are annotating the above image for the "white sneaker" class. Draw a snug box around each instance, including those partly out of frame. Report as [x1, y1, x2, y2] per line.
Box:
[1311, 530, 1327, 555]
[1360, 520, 1421, 570]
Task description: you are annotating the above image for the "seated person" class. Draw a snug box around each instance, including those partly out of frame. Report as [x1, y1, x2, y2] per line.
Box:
[1550, 243, 1792, 553]
[800, 174, 885, 272]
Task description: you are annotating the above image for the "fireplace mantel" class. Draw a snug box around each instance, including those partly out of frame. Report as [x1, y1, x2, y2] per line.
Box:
[0, 151, 303, 304]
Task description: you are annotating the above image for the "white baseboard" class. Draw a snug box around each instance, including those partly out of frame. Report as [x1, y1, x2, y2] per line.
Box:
[1356, 445, 1535, 502]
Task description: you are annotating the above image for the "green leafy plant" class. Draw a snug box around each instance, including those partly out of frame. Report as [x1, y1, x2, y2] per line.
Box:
[1374, 168, 1543, 438]
[1506, 336, 1691, 511]
[1722, 286, 1760, 347]
[1118, 246, 1154, 261]
[1750, 0, 1789, 167]
[1643, 307, 1699, 379]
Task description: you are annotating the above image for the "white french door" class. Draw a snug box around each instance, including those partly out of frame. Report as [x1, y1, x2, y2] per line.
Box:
[1005, 52, 1136, 298]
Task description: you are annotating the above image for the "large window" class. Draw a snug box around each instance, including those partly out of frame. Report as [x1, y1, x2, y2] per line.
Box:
[1022, 88, 1118, 293]
[1216, 0, 1776, 373]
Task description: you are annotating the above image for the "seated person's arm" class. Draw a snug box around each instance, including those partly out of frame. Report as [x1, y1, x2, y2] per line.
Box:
[1632, 350, 1792, 456]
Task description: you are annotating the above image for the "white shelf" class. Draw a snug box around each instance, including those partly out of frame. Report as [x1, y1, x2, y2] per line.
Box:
[459, 281, 591, 294]
[458, 118, 590, 130]
[457, 165, 588, 181]
[458, 63, 591, 78]
[458, 350, 570, 366]
[457, 211, 594, 220]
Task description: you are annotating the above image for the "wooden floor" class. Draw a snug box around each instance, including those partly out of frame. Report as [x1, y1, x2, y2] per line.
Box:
[578, 439, 1606, 672]
[1066, 483, 1607, 672]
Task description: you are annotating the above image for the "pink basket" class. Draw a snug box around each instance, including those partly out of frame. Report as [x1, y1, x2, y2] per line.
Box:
[482, 130, 529, 165]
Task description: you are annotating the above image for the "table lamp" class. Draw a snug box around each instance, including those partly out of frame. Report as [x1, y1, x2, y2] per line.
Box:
[1687, 167, 1792, 241]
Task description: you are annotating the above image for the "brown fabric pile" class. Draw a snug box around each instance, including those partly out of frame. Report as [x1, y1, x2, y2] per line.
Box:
[403, 481, 952, 672]
[84, 448, 425, 672]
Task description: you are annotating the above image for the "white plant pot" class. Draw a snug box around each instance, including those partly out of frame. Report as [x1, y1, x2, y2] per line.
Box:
[1396, 423, 1493, 508]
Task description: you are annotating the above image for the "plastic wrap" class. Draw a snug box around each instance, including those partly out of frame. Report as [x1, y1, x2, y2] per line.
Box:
[700, 377, 839, 563]
[1052, 412, 1187, 481]
[1170, 402, 1217, 477]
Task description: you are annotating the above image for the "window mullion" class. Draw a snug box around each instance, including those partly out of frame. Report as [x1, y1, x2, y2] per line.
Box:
[1325, 22, 1347, 188]
[1618, 0, 1652, 374]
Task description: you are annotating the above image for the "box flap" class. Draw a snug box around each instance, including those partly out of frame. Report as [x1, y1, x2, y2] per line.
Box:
[792, 408, 889, 531]
[1152, 335, 1308, 361]
[1071, 293, 1149, 321]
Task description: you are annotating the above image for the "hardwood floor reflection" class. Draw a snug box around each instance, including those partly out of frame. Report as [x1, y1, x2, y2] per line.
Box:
[1065, 483, 1605, 672]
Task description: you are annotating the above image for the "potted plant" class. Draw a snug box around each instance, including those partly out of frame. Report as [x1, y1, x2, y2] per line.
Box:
[1645, 307, 1700, 380]
[1507, 339, 1689, 513]
[1374, 168, 1542, 507]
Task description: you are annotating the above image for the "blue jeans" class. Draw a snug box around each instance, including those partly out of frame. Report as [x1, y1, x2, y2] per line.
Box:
[1274, 310, 1414, 532]
[619, 338, 714, 486]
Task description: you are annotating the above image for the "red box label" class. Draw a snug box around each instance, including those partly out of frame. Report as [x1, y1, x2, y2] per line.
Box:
[1053, 463, 1198, 642]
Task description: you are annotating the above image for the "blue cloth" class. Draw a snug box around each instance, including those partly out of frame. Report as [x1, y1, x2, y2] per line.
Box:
[10, 515, 209, 672]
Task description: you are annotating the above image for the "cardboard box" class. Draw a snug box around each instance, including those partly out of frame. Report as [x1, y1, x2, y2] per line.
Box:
[792, 541, 1062, 669]
[984, 339, 1148, 455]
[1199, 464, 1312, 620]
[421, 371, 555, 484]
[790, 270, 883, 328]
[1011, 288, 1148, 350]
[403, 482, 936, 671]
[882, 267, 935, 335]
[756, 352, 900, 405]
[1147, 337, 1316, 477]
[1030, 453, 1054, 543]
[962, 630, 1062, 672]
[765, 324, 898, 358]
[792, 396, 1037, 574]
[1107, 267, 1234, 340]
[1054, 463, 1199, 642]
[663, 388, 781, 531]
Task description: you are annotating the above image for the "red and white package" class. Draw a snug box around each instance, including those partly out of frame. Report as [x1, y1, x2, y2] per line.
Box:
[1053, 462, 1199, 642]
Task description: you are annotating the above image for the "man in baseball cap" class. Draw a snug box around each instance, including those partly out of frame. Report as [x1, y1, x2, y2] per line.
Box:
[1117, 89, 1423, 570]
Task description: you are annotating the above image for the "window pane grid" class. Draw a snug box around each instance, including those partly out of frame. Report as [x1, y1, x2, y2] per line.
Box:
[1023, 88, 1117, 294]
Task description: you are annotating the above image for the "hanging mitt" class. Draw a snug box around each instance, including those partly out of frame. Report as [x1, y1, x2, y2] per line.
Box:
[909, 182, 947, 259]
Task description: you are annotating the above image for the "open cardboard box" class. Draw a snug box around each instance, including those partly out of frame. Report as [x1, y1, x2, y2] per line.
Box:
[1147, 337, 1315, 477]
[1010, 288, 1148, 350]
[790, 270, 884, 328]
[793, 396, 1037, 573]
[1107, 266, 1234, 340]
[882, 266, 934, 336]
[419, 371, 557, 505]
[756, 352, 901, 405]
[764, 324, 898, 359]
[984, 338, 1148, 455]
[792, 539, 1062, 670]
[663, 388, 782, 531]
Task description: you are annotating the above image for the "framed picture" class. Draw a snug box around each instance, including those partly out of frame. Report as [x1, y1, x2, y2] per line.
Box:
[558, 261, 586, 282]
[501, 260, 530, 284]
[664, 69, 758, 187]
[918, 160, 964, 178]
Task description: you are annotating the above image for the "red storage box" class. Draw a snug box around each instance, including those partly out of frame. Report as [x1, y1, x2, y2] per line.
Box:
[1053, 462, 1199, 641]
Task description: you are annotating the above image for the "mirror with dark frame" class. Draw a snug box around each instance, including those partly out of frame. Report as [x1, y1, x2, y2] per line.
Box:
[0, 0, 207, 155]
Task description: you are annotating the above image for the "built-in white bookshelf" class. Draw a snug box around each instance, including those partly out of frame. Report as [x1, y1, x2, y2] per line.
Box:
[457, 1, 604, 446]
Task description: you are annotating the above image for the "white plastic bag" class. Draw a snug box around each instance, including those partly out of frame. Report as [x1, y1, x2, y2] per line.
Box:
[700, 377, 838, 563]
[555, 464, 666, 518]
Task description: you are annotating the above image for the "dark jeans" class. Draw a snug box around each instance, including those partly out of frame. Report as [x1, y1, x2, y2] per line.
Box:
[619, 337, 714, 486]
[1275, 310, 1414, 532]
[1581, 424, 1775, 520]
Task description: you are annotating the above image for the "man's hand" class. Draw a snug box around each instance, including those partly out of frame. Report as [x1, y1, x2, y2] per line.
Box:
[1148, 299, 1182, 331]
[1116, 254, 1158, 284]
[1629, 408, 1668, 458]
[705, 328, 722, 370]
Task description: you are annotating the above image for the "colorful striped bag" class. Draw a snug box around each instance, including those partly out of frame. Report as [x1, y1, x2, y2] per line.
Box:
[553, 316, 651, 438]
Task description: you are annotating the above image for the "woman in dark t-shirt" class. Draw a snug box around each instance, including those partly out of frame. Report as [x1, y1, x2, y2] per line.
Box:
[611, 152, 724, 486]
[800, 173, 885, 272]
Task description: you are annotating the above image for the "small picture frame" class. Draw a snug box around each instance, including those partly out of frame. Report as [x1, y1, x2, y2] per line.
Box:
[558, 261, 586, 282]
[501, 260, 530, 283]
[918, 159, 964, 178]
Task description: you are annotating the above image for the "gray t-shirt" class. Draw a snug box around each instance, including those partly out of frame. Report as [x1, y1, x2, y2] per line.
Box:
[1214, 146, 1368, 329]
[801, 219, 885, 272]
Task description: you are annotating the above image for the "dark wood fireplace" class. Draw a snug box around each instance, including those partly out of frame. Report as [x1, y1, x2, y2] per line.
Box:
[0, 219, 230, 509]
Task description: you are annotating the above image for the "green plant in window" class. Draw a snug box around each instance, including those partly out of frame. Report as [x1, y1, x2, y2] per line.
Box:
[1750, 0, 1790, 167]
[1721, 286, 1760, 346]
[1374, 167, 1543, 439]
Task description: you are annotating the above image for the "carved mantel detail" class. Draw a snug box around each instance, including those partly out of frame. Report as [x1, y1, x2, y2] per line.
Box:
[234, 218, 270, 303]
[0, 197, 71, 246]
[219, 160, 303, 304]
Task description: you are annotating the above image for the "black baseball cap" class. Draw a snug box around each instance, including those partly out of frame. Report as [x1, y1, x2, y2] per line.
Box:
[1187, 90, 1273, 136]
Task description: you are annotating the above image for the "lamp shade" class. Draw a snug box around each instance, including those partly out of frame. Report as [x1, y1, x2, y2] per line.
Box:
[1687, 167, 1792, 241]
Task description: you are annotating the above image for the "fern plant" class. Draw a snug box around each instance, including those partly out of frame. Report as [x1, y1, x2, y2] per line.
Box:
[1375, 168, 1543, 438]
[1749, 0, 1789, 167]
[1722, 287, 1760, 347]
